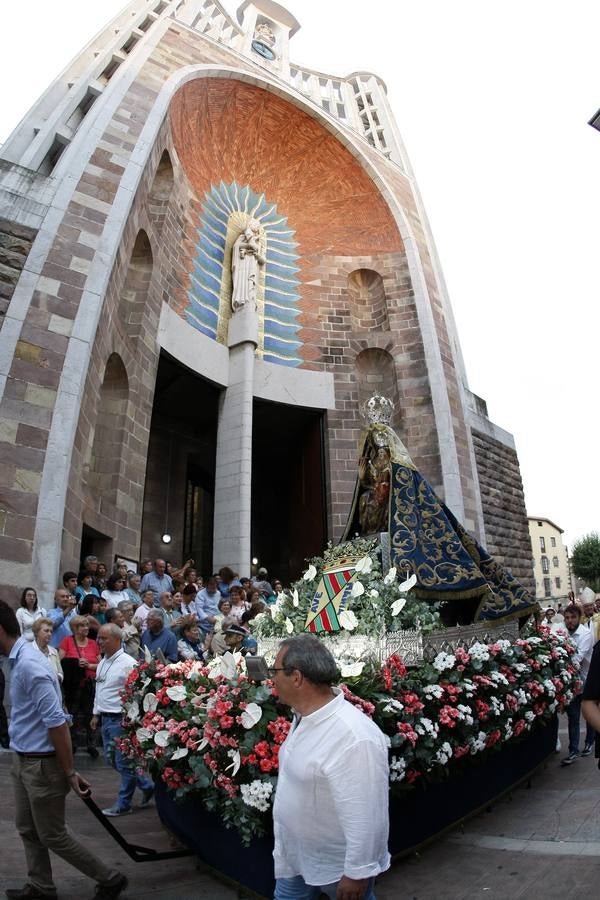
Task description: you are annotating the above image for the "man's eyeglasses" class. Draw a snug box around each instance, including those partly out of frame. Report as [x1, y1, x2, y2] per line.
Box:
[267, 667, 301, 676]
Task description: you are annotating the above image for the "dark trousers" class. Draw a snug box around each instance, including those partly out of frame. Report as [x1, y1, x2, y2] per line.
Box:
[0, 668, 9, 746]
[567, 694, 595, 754]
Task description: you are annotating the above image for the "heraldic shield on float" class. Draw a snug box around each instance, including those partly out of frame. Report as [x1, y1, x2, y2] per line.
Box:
[340, 394, 536, 626]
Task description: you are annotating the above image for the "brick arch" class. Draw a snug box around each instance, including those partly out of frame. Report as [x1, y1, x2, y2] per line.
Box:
[170, 78, 402, 258]
[87, 353, 130, 506]
[119, 229, 153, 340]
[148, 149, 174, 236]
[348, 268, 389, 332]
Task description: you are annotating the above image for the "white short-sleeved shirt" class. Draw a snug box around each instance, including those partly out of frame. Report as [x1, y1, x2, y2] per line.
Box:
[273, 689, 390, 885]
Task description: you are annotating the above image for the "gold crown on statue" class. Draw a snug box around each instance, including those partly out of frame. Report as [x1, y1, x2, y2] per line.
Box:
[362, 394, 395, 425]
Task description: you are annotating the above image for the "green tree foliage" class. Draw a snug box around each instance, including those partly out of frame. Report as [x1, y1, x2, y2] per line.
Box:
[571, 532, 600, 591]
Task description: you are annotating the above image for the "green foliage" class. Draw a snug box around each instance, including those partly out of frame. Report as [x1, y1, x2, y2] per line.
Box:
[571, 532, 600, 591]
[253, 538, 442, 640]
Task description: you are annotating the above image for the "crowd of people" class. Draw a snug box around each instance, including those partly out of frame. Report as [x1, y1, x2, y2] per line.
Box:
[6, 556, 282, 757]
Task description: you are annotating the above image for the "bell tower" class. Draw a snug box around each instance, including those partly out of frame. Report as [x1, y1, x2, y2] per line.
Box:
[236, 0, 300, 79]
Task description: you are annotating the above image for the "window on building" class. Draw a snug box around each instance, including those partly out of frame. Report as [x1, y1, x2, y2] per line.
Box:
[541, 556, 549, 574]
[537, 520, 543, 526]
[544, 577, 552, 598]
[551, 537, 556, 547]
[539, 536, 546, 552]
[555, 577, 561, 589]
[552, 556, 559, 568]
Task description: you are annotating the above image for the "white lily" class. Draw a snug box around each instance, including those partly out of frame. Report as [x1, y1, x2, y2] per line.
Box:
[125, 701, 139, 721]
[391, 596, 407, 617]
[241, 702, 263, 729]
[285, 617, 294, 634]
[339, 609, 358, 631]
[143, 645, 153, 663]
[154, 730, 171, 747]
[303, 564, 317, 582]
[135, 727, 152, 743]
[195, 736, 209, 751]
[143, 693, 158, 713]
[171, 747, 189, 760]
[383, 567, 397, 586]
[292, 588, 299, 608]
[225, 749, 241, 776]
[340, 661, 365, 677]
[350, 580, 365, 598]
[355, 555, 373, 575]
[166, 685, 187, 702]
[399, 571, 417, 593]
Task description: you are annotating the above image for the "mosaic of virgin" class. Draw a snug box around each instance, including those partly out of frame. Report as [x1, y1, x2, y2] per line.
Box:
[342, 395, 536, 624]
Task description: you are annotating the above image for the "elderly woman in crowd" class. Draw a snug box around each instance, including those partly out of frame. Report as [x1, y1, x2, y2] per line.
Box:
[16, 587, 46, 641]
[59, 614, 100, 756]
[32, 617, 63, 682]
[118, 600, 142, 658]
[177, 616, 205, 661]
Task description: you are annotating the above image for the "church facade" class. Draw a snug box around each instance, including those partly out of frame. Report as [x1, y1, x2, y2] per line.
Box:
[0, 0, 534, 604]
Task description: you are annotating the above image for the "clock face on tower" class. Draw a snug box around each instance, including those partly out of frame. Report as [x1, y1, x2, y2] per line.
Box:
[251, 40, 275, 61]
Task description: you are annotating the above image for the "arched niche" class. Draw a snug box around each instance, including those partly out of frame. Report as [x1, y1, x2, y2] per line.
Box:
[119, 229, 153, 340]
[88, 353, 130, 507]
[355, 347, 400, 428]
[148, 149, 174, 235]
[348, 269, 389, 332]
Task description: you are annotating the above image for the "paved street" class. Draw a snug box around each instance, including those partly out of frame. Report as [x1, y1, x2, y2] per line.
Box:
[2, 718, 600, 899]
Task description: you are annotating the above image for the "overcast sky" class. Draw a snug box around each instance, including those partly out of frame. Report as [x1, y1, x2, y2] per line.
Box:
[1, 1, 598, 549]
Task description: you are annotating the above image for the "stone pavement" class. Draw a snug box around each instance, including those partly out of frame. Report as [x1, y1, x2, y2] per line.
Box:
[2, 718, 600, 899]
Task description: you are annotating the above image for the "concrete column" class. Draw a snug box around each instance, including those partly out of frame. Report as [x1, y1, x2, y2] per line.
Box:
[212, 305, 258, 576]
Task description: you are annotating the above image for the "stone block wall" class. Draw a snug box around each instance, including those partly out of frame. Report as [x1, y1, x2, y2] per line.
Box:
[0, 218, 36, 326]
[470, 425, 535, 595]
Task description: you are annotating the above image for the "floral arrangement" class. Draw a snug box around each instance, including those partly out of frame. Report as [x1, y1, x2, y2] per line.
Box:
[253, 538, 442, 641]
[118, 626, 578, 845]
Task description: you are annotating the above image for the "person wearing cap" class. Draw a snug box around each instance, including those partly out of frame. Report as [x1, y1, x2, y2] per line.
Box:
[0, 599, 127, 900]
[581, 594, 600, 643]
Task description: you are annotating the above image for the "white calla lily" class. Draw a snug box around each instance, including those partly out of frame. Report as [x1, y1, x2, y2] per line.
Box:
[399, 571, 417, 593]
[225, 749, 241, 776]
[339, 609, 358, 631]
[171, 747, 189, 760]
[391, 596, 407, 617]
[369, 589, 379, 598]
[143, 693, 158, 713]
[166, 685, 187, 702]
[135, 727, 152, 743]
[354, 555, 373, 575]
[350, 580, 365, 598]
[383, 566, 397, 586]
[284, 617, 294, 634]
[292, 588, 299, 607]
[153, 730, 170, 747]
[340, 661, 365, 677]
[303, 564, 317, 582]
[125, 701, 139, 721]
[143, 645, 153, 663]
[241, 702, 263, 729]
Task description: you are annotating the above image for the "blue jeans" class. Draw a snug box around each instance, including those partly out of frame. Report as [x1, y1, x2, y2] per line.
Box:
[274, 875, 376, 900]
[567, 694, 595, 754]
[101, 715, 153, 811]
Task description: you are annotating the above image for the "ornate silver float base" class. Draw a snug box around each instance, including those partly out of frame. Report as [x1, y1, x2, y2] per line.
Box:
[257, 619, 519, 667]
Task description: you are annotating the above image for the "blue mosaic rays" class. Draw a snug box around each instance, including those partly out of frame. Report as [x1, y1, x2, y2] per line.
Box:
[186, 181, 302, 367]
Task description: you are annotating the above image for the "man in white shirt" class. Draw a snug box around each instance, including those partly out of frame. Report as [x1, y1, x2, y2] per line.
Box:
[132, 589, 155, 631]
[270, 635, 390, 900]
[90, 624, 154, 816]
[561, 605, 595, 766]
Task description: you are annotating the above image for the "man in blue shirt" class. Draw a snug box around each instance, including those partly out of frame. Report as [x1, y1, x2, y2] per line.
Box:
[139, 558, 173, 606]
[195, 575, 222, 637]
[0, 599, 127, 900]
[45, 588, 77, 649]
[140, 609, 178, 662]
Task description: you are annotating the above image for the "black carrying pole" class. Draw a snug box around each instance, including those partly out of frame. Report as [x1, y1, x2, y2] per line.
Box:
[82, 795, 194, 863]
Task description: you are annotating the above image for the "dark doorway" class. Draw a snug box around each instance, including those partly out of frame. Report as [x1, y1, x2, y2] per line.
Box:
[251, 399, 326, 585]
[80, 523, 113, 570]
[140, 352, 219, 578]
